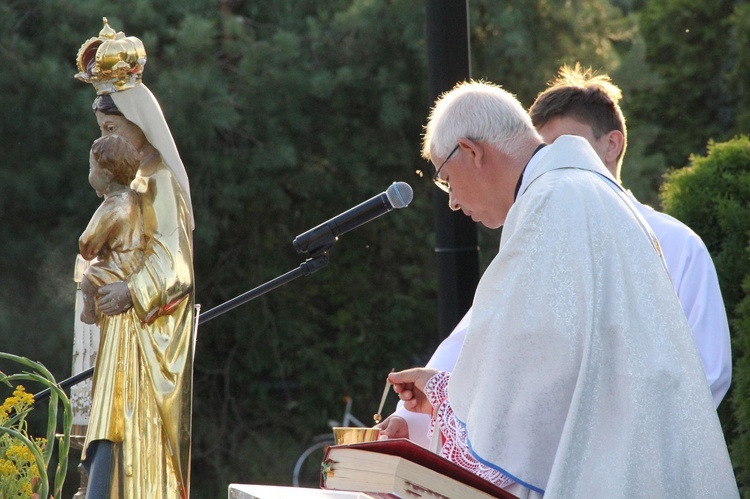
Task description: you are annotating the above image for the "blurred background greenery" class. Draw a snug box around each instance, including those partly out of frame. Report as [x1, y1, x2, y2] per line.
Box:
[1, 0, 749, 496]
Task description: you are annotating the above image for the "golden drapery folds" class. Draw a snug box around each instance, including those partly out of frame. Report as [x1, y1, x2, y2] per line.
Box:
[83, 154, 195, 498]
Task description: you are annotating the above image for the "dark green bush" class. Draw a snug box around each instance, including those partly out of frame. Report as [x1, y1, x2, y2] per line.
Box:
[661, 136, 750, 494]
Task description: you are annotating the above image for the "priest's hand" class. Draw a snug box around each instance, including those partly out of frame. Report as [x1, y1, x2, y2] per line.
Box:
[389, 368, 438, 415]
[97, 281, 134, 315]
[375, 414, 409, 440]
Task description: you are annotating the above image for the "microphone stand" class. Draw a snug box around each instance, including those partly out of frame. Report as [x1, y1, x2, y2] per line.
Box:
[33, 252, 332, 404]
[198, 253, 329, 323]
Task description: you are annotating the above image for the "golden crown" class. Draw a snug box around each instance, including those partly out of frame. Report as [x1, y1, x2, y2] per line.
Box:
[75, 18, 147, 95]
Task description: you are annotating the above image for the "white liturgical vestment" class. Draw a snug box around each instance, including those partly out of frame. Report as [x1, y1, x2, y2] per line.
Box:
[632, 198, 731, 406]
[448, 136, 737, 497]
[395, 143, 732, 450]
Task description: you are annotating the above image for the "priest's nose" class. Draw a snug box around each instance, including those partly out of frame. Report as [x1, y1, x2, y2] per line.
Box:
[448, 193, 460, 211]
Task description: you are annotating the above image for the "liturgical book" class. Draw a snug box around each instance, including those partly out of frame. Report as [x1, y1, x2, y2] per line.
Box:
[320, 439, 515, 498]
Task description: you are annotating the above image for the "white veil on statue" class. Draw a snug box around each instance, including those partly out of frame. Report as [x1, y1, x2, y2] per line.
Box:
[112, 83, 194, 230]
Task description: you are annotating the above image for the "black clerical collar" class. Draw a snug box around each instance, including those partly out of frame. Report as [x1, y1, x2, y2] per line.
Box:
[514, 143, 547, 201]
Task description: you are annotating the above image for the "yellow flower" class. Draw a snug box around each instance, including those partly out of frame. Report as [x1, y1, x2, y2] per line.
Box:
[7, 442, 35, 464]
[0, 385, 44, 496]
[7, 385, 34, 412]
[0, 458, 17, 476]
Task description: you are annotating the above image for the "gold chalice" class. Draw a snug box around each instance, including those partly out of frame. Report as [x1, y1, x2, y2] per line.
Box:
[332, 369, 393, 445]
[332, 427, 381, 445]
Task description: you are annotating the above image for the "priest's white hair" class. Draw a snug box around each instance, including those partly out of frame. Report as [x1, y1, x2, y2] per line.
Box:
[422, 80, 542, 162]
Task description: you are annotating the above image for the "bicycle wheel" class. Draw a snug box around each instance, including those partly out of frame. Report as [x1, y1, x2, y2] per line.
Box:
[292, 434, 335, 487]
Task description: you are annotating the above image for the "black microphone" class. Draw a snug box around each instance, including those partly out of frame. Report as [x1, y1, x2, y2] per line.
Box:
[293, 181, 414, 255]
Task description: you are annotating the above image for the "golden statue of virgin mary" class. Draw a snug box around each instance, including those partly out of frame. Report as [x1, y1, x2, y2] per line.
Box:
[74, 18, 196, 499]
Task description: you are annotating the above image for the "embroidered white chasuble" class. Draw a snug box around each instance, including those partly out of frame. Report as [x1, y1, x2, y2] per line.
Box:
[449, 136, 738, 498]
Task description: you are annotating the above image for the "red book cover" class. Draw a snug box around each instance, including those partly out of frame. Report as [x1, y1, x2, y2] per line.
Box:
[321, 438, 515, 498]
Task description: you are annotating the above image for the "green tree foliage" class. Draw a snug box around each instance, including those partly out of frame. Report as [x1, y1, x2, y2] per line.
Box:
[727, 2, 750, 135]
[661, 136, 750, 493]
[632, 0, 740, 170]
[471, 0, 629, 107]
[185, 3, 439, 491]
[0, 2, 96, 371]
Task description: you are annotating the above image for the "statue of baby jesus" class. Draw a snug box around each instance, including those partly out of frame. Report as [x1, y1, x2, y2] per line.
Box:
[79, 134, 145, 324]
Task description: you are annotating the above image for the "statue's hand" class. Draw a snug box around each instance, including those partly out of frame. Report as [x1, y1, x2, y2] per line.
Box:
[79, 308, 98, 325]
[96, 281, 133, 316]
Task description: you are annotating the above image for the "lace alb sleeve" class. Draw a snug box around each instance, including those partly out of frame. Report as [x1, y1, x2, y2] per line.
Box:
[424, 371, 516, 489]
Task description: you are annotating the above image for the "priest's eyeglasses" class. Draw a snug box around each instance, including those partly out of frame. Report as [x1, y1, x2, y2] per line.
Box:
[432, 144, 459, 193]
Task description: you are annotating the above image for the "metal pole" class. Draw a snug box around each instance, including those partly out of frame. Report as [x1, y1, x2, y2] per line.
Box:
[425, 0, 479, 339]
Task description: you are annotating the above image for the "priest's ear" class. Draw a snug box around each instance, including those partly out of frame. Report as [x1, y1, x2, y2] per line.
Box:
[603, 130, 625, 167]
[457, 138, 483, 168]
